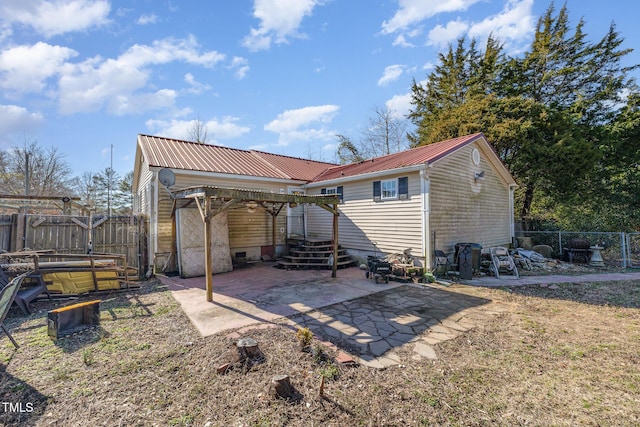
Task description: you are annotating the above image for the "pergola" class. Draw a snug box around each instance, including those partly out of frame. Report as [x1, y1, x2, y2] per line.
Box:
[170, 186, 341, 302]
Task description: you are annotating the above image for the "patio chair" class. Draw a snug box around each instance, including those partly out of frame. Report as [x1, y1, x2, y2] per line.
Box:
[433, 250, 453, 278]
[0, 266, 50, 315]
[0, 272, 30, 348]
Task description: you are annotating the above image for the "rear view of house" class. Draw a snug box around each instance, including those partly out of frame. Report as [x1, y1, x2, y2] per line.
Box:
[132, 132, 516, 276]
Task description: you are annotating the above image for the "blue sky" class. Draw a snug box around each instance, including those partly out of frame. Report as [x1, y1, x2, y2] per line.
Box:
[1, 0, 638, 179]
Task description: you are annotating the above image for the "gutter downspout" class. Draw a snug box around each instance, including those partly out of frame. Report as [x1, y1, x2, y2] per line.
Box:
[509, 184, 517, 246]
[420, 164, 431, 270]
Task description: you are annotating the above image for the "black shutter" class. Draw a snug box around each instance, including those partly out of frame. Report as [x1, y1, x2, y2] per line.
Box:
[337, 186, 344, 204]
[398, 177, 409, 200]
[321, 188, 326, 194]
[373, 181, 381, 202]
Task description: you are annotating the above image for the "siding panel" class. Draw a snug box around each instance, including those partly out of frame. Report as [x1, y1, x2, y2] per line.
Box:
[429, 142, 512, 254]
[307, 171, 423, 258]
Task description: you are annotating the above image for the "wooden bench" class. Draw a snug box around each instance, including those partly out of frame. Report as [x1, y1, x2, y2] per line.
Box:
[563, 238, 592, 263]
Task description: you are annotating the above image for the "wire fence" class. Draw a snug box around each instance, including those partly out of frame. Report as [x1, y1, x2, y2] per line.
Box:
[514, 230, 634, 268]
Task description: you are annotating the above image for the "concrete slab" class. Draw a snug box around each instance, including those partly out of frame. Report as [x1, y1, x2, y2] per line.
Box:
[160, 264, 403, 336]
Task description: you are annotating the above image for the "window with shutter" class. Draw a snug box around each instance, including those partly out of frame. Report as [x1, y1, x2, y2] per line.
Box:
[373, 181, 381, 202]
[398, 177, 409, 200]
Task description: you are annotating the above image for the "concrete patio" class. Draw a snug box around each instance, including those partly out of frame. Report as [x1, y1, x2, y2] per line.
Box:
[159, 264, 507, 367]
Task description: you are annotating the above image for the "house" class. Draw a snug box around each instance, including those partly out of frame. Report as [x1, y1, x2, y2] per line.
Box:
[132, 132, 516, 277]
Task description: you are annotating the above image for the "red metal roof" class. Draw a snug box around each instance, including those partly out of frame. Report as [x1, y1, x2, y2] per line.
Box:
[138, 134, 337, 181]
[253, 150, 336, 182]
[312, 133, 485, 182]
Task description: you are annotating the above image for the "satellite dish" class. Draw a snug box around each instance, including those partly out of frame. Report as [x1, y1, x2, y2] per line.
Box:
[158, 168, 175, 188]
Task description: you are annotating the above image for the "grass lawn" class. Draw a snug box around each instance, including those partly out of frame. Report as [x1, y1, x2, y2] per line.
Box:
[1, 278, 639, 426]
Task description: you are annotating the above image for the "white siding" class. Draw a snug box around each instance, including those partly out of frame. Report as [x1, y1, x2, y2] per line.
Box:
[307, 171, 423, 260]
[134, 163, 153, 214]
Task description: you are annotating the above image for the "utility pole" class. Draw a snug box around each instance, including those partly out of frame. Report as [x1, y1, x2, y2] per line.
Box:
[108, 144, 113, 216]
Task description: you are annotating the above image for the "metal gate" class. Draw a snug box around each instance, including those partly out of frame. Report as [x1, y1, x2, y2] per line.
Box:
[627, 233, 640, 268]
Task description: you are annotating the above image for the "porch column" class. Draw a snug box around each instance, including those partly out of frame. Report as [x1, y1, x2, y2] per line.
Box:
[204, 196, 213, 302]
[332, 203, 338, 278]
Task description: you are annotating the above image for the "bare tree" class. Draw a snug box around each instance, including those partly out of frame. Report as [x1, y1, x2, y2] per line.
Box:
[363, 106, 408, 156]
[335, 106, 409, 164]
[0, 136, 73, 196]
[186, 117, 209, 143]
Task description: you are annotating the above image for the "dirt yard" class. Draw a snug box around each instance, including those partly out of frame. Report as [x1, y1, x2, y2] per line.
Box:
[1, 275, 639, 426]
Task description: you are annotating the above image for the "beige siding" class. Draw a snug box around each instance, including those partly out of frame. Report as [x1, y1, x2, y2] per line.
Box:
[134, 163, 153, 214]
[429, 141, 512, 254]
[307, 171, 424, 258]
[156, 172, 291, 263]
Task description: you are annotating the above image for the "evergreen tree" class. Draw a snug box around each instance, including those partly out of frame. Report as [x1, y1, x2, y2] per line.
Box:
[409, 2, 638, 225]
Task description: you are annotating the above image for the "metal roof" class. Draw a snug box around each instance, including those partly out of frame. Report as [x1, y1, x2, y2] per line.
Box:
[312, 133, 485, 182]
[138, 132, 497, 184]
[137, 134, 336, 180]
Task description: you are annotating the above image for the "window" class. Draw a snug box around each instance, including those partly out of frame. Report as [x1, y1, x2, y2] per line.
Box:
[324, 187, 337, 195]
[373, 177, 409, 201]
[321, 186, 344, 203]
[381, 179, 397, 199]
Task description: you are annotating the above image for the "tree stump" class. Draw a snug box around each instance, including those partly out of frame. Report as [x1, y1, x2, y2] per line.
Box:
[269, 374, 298, 400]
[237, 337, 260, 360]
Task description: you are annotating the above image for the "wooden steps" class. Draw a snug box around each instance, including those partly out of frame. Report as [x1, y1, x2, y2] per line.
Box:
[276, 239, 356, 270]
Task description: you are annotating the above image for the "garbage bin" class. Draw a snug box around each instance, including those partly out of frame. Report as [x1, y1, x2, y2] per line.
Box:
[455, 243, 482, 279]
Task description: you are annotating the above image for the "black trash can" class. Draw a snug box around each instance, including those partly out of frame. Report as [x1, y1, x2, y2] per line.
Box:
[455, 243, 482, 279]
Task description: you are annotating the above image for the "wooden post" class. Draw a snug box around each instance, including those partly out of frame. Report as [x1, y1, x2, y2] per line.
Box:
[332, 203, 338, 278]
[204, 196, 213, 302]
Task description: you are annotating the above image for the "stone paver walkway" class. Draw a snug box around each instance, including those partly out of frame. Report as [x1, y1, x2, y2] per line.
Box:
[284, 283, 506, 368]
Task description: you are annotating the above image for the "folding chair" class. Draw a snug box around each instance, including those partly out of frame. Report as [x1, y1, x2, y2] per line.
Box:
[0, 272, 30, 348]
[433, 250, 452, 278]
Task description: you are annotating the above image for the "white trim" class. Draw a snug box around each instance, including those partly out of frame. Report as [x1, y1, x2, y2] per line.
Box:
[420, 166, 431, 269]
[381, 178, 398, 200]
[305, 163, 427, 188]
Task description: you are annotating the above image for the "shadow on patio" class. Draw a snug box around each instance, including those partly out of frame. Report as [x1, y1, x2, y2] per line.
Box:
[160, 264, 498, 367]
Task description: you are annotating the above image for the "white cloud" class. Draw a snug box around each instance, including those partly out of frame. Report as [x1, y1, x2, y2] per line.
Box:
[382, 0, 481, 35]
[264, 105, 339, 146]
[137, 13, 158, 25]
[0, 42, 78, 95]
[229, 56, 249, 79]
[385, 93, 413, 119]
[425, 0, 534, 51]
[378, 64, 405, 86]
[184, 73, 212, 94]
[427, 19, 470, 48]
[0, 104, 44, 135]
[468, 0, 534, 48]
[242, 0, 323, 51]
[0, 0, 111, 37]
[145, 116, 251, 142]
[57, 36, 225, 115]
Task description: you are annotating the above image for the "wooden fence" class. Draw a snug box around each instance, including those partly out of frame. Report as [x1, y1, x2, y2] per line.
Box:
[0, 214, 148, 279]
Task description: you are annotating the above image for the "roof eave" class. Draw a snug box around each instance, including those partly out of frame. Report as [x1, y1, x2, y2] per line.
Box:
[305, 163, 427, 187]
